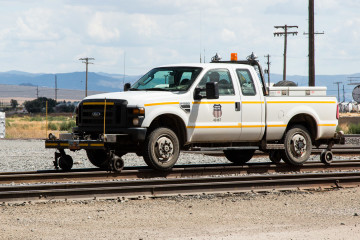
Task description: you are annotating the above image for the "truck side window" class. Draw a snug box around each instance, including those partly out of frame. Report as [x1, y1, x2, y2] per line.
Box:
[236, 69, 256, 96]
[197, 69, 235, 96]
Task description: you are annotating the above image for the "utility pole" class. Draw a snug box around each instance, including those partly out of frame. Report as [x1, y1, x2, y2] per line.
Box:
[55, 75, 58, 102]
[334, 82, 342, 102]
[343, 84, 345, 102]
[36, 86, 39, 98]
[274, 25, 298, 81]
[264, 54, 271, 86]
[304, 0, 324, 86]
[79, 57, 95, 97]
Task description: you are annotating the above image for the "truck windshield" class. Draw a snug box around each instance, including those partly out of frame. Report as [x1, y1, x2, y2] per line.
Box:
[131, 67, 202, 91]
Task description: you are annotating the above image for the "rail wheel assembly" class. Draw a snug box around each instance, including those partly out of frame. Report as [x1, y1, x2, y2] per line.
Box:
[108, 151, 124, 172]
[54, 150, 73, 171]
[320, 150, 333, 164]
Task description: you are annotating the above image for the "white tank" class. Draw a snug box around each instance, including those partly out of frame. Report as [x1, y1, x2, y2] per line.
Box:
[0, 112, 5, 138]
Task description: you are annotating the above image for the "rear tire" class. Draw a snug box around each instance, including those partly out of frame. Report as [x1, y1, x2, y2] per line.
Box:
[223, 149, 255, 165]
[143, 127, 180, 171]
[283, 125, 312, 165]
[269, 150, 282, 164]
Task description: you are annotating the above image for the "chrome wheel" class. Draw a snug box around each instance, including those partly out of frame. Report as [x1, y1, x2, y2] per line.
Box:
[155, 136, 174, 162]
[290, 133, 307, 158]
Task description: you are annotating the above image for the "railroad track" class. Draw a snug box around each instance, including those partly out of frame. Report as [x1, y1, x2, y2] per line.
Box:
[1, 143, 360, 203]
[0, 160, 360, 185]
[0, 171, 360, 203]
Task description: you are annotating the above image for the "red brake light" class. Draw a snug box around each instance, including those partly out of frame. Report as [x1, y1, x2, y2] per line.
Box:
[336, 104, 339, 119]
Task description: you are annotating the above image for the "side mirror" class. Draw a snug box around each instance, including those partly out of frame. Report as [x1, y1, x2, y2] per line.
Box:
[124, 83, 131, 91]
[206, 82, 219, 99]
[194, 87, 202, 100]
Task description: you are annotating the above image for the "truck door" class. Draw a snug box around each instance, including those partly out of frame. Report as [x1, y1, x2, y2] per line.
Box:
[235, 68, 265, 141]
[188, 68, 242, 142]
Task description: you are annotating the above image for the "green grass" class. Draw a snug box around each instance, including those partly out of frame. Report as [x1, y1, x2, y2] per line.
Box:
[347, 123, 360, 134]
[59, 120, 76, 131]
[47, 122, 58, 131]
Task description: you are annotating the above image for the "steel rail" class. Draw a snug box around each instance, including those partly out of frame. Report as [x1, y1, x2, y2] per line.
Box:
[0, 172, 360, 202]
[1, 160, 360, 185]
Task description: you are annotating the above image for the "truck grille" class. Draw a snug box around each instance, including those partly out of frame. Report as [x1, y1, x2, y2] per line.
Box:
[77, 99, 127, 132]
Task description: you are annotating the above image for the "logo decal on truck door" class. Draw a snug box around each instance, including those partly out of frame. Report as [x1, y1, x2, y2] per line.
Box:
[213, 104, 222, 122]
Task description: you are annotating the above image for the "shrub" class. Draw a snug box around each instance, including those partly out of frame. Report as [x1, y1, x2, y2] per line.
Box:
[347, 123, 360, 134]
[59, 120, 76, 131]
[47, 122, 58, 131]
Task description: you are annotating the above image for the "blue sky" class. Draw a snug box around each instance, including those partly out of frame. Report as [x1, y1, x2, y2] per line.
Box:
[0, 0, 359, 76]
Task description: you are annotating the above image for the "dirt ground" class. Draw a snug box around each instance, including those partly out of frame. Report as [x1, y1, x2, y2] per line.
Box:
[1, 187, 360, 240]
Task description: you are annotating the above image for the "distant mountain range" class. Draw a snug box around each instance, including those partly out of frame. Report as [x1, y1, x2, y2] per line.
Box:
[0, 70, 359, 102]
[0, 71, 141, 93]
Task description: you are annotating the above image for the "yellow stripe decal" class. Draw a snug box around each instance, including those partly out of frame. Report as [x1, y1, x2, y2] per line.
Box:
[90, 143, 105, 147]
[60, 143, 69, 147]
[187, 125, 242, 129]
[192, 101, 235, 104]
[144, 102, 179, 106]
[45, 143, 58, 147]
[318, 124, 337, 127]
[242, 101, 264, 104]
[267, 101, 336, 104]
[187, 124, 265, 129]
[267, 124, 287, 128]
[79, 143, 89, 147]
[83, 102, 115, 106]
[242, 125, 265, 128]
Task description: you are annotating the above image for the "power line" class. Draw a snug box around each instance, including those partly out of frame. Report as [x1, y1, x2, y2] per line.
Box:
[274, 25, 298, 81]
[79, 57, 95, 97]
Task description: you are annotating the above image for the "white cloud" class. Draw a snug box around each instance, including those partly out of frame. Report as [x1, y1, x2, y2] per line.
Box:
[131, 14, 160, 38]
[15, 8, 60, 41]
[221, 28, 236, 42]
[87, 12, 121, 42]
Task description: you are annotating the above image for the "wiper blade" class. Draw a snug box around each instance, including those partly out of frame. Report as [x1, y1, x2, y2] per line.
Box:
[128, 88, 140, 91]
[143, 88, 170, 91]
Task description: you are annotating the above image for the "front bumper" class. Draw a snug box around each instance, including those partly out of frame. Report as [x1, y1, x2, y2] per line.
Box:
[45, 127, 147, 150]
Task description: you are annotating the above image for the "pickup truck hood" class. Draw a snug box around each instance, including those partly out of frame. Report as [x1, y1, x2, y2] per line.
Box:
[83, 91, 185, 106]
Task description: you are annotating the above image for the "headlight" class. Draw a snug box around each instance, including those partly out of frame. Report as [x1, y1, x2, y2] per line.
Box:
[132, 108, 145, 115]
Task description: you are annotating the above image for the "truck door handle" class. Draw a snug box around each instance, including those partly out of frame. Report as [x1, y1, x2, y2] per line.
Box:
[235, 102, 241, 111]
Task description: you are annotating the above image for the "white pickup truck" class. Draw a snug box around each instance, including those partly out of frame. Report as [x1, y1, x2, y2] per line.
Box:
[46, 54, 342, 171]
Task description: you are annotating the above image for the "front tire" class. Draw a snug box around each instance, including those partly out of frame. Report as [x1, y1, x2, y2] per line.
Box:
[143, 127, 180, 171]
[223, 149, 255, 165]
[86, 150, 109, 169]
[283, 125, 312, 165]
